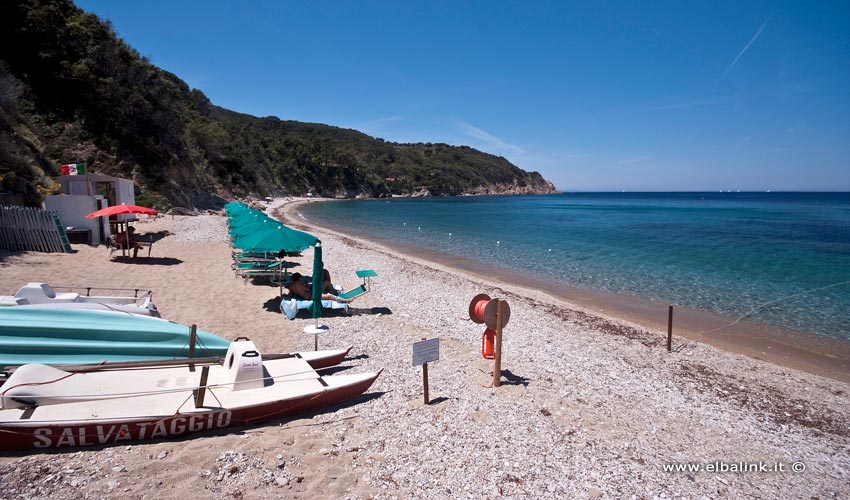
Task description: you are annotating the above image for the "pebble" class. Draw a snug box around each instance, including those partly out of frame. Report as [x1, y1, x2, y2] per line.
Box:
[0, 205, 847, 499]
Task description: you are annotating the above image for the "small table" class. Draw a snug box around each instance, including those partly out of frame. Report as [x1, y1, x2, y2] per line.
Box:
[355, 269, 377, 289]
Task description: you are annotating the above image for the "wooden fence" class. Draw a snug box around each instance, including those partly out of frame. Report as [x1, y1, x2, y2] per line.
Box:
[0, 205, 70, 253]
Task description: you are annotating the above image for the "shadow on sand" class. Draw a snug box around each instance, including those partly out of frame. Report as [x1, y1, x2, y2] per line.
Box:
[499, 369, 530, 387]
[111, 256, 183, 266]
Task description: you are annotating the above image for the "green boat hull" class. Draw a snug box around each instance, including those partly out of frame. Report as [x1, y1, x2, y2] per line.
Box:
[0, 308, 231, 369]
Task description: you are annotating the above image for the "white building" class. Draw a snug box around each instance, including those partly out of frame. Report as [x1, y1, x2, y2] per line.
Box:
[44, 174, 136, 245]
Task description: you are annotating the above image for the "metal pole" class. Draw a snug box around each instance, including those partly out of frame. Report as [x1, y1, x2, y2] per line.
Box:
[667, 305, 673, 352]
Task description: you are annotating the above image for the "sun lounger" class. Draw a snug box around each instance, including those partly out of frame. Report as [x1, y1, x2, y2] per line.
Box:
[337, 284, 368, 301]
[233, 260, 281, 273]
[235, 261, 285, 284]
[279, 297, 349, 320]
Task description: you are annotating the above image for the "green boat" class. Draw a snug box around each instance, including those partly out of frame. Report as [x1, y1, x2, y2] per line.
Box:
[0, 308, 231, 369]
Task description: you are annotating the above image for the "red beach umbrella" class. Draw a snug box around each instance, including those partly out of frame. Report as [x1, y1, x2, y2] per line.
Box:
[86, 204, 159, 218]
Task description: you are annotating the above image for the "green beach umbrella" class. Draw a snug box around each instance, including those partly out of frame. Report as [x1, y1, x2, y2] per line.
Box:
[233, 224, 318, 253]
[304, 242, 329, 349]
[229, 220, 277, 238]
[309, 242, 324, 320]
[227, 211, 269, 227]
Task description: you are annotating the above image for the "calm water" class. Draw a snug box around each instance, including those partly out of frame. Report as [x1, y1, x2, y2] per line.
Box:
[300, 193, 850, 341]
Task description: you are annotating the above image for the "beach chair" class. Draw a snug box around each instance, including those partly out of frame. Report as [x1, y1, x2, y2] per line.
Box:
[337, 284, 368, 301]
[233, 260, 281, 275]
[234, 260, 286, 283]
[279, 297, 349, 320]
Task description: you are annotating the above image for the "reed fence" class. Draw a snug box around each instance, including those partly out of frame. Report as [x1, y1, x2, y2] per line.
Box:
[0, 205, 70, 253]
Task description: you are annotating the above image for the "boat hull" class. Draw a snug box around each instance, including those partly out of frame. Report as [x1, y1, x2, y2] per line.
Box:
[0, 308, 231, 369]
[0, 371, 379, 451]
[0, 340, 380, 451]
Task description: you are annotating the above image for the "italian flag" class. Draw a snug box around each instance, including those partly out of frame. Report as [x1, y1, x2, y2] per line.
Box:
[60, 163, 86, 176]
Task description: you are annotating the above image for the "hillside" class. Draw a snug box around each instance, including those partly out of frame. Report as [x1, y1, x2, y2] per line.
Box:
[0, 0, 557, 209]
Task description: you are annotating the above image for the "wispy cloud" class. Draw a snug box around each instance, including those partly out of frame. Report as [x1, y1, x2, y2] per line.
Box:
[643, 93, 735, 112]
[455, 120, 525, 156]
[650, 25, 667, 42]
[716, 16, 772, 85]
[616, 155, 652, 166]
[356, 115, 404, 129]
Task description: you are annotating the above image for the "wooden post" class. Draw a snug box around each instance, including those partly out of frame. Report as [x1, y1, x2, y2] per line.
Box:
[667, 305, 673, 352]
[194, 366, 210, 407]
[493, 300, 504, 388]
[188, 324, 197, 372]
[423, 362, 430, 405]
[421, 336, 430, 404]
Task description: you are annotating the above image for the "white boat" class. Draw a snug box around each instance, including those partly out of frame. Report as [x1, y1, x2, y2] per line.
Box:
[0, 282, 159, 317]
[0, 339, 381, 450]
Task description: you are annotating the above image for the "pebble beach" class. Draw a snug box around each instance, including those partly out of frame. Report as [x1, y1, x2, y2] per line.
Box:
[1, 197, 848, 499]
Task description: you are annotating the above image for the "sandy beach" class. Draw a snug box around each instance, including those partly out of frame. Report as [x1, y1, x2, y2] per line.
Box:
[1, 198, 849, 499]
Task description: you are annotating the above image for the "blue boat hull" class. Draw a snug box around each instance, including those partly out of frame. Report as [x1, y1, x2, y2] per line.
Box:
[0, 308, 231, 368]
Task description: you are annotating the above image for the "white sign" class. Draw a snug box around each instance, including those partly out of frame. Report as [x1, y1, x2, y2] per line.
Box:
[412, 338, 439, 366]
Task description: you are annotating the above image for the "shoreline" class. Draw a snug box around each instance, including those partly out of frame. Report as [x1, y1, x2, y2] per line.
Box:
[1, 201, 848, 498]
[282, 198, 850, 383]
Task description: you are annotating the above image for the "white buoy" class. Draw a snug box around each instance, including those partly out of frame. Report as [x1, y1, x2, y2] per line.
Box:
[403, 222, 406, 226]
[418, 226, 421, 232]
[496, 241, 500, 245]
[449, 232, 452, 237]
[548, 248, 552, 252]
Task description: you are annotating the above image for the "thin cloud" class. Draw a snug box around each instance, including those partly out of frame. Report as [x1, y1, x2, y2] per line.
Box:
[650, 26, 667, 42]
[357, 115, 404, 129]
[456, 120, 525, 156]
[716, 16, 772, 85]
[616, 155, 652, 166]
[644, 93, 734, 112]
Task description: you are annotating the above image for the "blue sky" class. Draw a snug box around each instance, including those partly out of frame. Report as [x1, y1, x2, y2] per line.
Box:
[75, 0, 849, 191]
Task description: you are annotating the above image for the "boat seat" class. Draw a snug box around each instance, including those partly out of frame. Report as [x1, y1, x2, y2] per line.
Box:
[0, 364, 75, 409]
[221, 339, 267, 391]
[0, 297, 29, 306]
[14, 283, 79, 303]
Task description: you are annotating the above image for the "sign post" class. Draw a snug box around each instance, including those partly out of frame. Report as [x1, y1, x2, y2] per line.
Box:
[493, 300, 504, 388]
[412, 337, 439, 405]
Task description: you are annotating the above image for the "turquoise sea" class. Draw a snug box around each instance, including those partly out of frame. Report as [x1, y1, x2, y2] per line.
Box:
[300, 193, 850, 342]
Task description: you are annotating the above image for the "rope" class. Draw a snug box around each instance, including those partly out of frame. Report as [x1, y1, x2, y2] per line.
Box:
[0, 372, 77, 397]
[698, 280, 850, 335]
[0, 368, 321, 404]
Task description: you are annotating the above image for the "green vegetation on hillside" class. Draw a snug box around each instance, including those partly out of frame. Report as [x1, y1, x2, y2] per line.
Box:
[0, 0, 556, 209]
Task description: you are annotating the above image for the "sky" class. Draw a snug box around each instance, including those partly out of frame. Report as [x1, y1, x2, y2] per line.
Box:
[74, 0, 850, 192]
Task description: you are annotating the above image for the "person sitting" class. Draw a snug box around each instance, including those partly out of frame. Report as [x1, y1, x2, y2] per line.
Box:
[321, 269, 342, 294]
[287, 272, 355, 303]
[114, 226, 142, 258]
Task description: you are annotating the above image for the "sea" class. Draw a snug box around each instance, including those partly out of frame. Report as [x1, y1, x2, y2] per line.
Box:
[299, 192, 850, 342]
